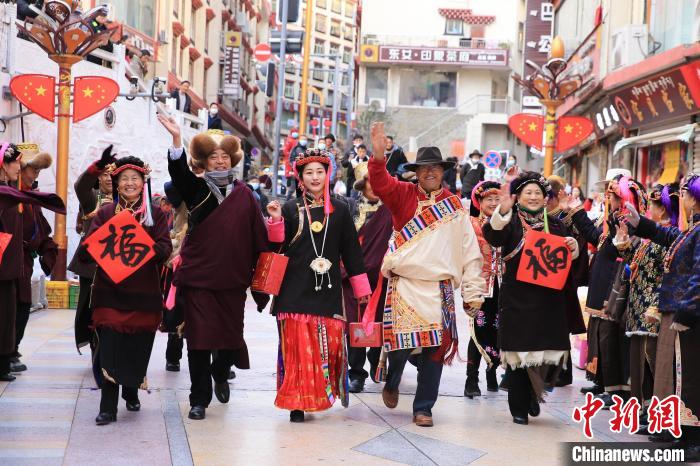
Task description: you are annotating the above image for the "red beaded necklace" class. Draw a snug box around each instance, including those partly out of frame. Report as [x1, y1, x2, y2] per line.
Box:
[663, 222, 699, 273]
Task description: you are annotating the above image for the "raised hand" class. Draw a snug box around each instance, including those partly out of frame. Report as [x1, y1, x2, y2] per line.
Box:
[157, 113, 182, 148]
[370, 122, 386, 162]
[497, 183, 516, 215]
[622, 201, 641, 227]
[616, 220, 629, 243]
[96, 144, 117, 169]
[266, 200, 282, 220]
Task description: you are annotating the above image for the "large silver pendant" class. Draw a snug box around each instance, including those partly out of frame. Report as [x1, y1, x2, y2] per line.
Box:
[310, 257, 332, 274]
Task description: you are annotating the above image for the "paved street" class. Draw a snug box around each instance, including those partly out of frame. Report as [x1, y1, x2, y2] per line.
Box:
[0, 298, 643, 466]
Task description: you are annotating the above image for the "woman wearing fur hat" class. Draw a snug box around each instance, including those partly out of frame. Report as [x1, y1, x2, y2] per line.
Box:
[266, 148, 370, 423]
[613, 183, 679, 432]
[561, 174, 647, 405]
[621, 175, 700, 460]
[464, 181, 502, 398]
[483, 172, 579, 425]
[0, 143, 65, 382]
[158, 114, 269, 421]
[13, 144, 58, 373]
[82, 156, 172, 425]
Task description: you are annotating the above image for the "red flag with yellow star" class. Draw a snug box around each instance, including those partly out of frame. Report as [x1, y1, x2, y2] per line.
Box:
[507, 113, 545, 149]
[10, 74, 56, 122]
[73, 76, 119, 123]
[556, 116, 594, 152]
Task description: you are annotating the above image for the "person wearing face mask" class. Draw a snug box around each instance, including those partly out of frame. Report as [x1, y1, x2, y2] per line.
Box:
[384, 135, 407, 178]
[287, 136, 309, 199]
[207, 103, 223, 130]
[460, 150, 485, 199]
[247, 176, 269, 216]
[504, 155, 521, 183]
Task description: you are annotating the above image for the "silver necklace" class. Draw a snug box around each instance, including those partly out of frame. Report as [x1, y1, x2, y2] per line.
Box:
[308, 213, 332, 291]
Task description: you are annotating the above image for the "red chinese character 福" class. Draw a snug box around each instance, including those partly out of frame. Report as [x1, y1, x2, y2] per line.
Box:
[609, 395, 641, 434]
[647, 395, 682, 438]
[573, 392, 605, 439]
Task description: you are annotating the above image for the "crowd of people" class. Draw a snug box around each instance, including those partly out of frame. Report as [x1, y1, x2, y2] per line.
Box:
[0, 117, 698, 459]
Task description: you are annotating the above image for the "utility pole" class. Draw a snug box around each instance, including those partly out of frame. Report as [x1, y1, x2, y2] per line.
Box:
[331, 54, 341, 136]
[346, 57, 354, 142]
[298, 0, 314, 135]
[271, 0, 290, 196]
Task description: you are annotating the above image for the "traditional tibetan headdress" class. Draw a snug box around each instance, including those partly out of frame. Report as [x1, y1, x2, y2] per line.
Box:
[608, 175, 648, 215]
[680, 173, 700, 230]
[510, 171, 552, 197]
[17, 143, 52, 170]
[0, 142, 21, 170]
[189, 129, 243, 170]
[294, 148, 334, 215]
[471, 180, 501, 212]
[106, 156, 154, 226]
[649, 183, 680, 227]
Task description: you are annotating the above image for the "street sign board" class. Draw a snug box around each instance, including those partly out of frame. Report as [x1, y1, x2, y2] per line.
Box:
[254, 43, 272, 62]
[483, 150, 502, 168]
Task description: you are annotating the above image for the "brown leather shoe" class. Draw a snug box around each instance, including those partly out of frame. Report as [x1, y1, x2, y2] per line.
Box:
[413, 414, 434, 427]
[382, 386, 399, 409]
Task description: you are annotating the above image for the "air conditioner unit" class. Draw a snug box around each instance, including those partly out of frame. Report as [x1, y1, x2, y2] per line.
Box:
[158, 30, 168, 44]
[237, 12, 250, 33]
[364, 35, 379, 45]
[368, 97, 386, 112]
[459, 37, 472, 47]
[610, 25, 648, 71]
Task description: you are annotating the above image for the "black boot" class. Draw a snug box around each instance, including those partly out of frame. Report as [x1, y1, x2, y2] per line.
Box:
[464, 365, 481, 399]
[580, 384, 604, 395]
[290, 410, 305, 423]
[486, 367, 499, 392]
[95, 412, 116, 425]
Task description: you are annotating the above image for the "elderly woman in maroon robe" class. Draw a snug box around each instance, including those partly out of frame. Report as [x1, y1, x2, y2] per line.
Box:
[0, 142, 65, 382]
[158, 114, 269, 421]
[83, 156, 172, 426]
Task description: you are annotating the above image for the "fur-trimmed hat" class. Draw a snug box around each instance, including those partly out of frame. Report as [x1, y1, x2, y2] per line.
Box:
[189, 129, 243, 169]
[17, 143, 52, 170]
[353, 161, 369, 191]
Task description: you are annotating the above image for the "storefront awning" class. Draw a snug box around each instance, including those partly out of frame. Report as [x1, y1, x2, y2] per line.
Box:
[612, 124, 697, 155]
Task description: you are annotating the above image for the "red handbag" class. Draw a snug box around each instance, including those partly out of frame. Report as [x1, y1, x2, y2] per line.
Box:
[349, 275, 383, 348]
[251, 252, 289, 296]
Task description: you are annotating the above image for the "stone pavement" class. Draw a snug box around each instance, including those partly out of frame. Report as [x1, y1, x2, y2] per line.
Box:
[0, 301, 643, 466]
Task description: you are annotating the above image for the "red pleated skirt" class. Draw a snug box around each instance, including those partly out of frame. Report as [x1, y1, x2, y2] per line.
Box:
[274, 313, 348, 412]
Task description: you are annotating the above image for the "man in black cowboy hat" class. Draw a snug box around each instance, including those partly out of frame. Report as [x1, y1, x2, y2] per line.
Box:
[368, 123, 485, 428]
[460, 149, 485, 198]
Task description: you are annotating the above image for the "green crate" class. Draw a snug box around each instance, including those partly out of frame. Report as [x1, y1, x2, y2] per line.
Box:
[68, 283, 80, 309]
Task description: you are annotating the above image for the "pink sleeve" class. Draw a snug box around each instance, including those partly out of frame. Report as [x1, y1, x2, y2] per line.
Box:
[267, 218, 284, 243]
[349, 273, 371, 298]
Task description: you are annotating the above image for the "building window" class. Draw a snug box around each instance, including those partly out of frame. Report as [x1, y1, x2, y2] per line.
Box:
[364, 68, 387, 104]
[315, 14, 327, 33]
[445, 18, 463, 35]
[286, 63, 297, 75]
[171, 43, 178, 74]
[328, 72, 335, 84]
[398, 70, 456, 107]
[173, 0, 179, 17]
[107, 0, 156, 37]
[518, 22, 524, 52]
[343, 24, 353, 41]
[342, 47, 351, 63]
[330, 20, 341, 37]
[284, 80, 295, 99]
[190, 8, 197, 43]
[313, 62, 324, 81]
[327, 90, 334, 107]
[314, 39, 325, 55]
[317, 0, 327, 8]
[189, 60, 195, 86]
[332, 0, 342, 14]
[341, 73, 348, 86]
[311, 92, 321, 105]
[329, 43, 339, 57]
[344, 0, 354, 18]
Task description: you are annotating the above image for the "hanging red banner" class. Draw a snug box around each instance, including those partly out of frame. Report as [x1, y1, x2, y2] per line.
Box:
[508, 113, 544, 149]
[556, 116, 594, 152]
[73, 76, 119, 123]
[10, 74, 56, 122]
[83, 210, 156, 284]
[515, 229, 572, 290]
[0, 232, 12, 265]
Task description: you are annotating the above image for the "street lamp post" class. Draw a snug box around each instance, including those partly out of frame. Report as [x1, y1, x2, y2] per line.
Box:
[15, 3, 113, 279]
[511, 37, 583, 177]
